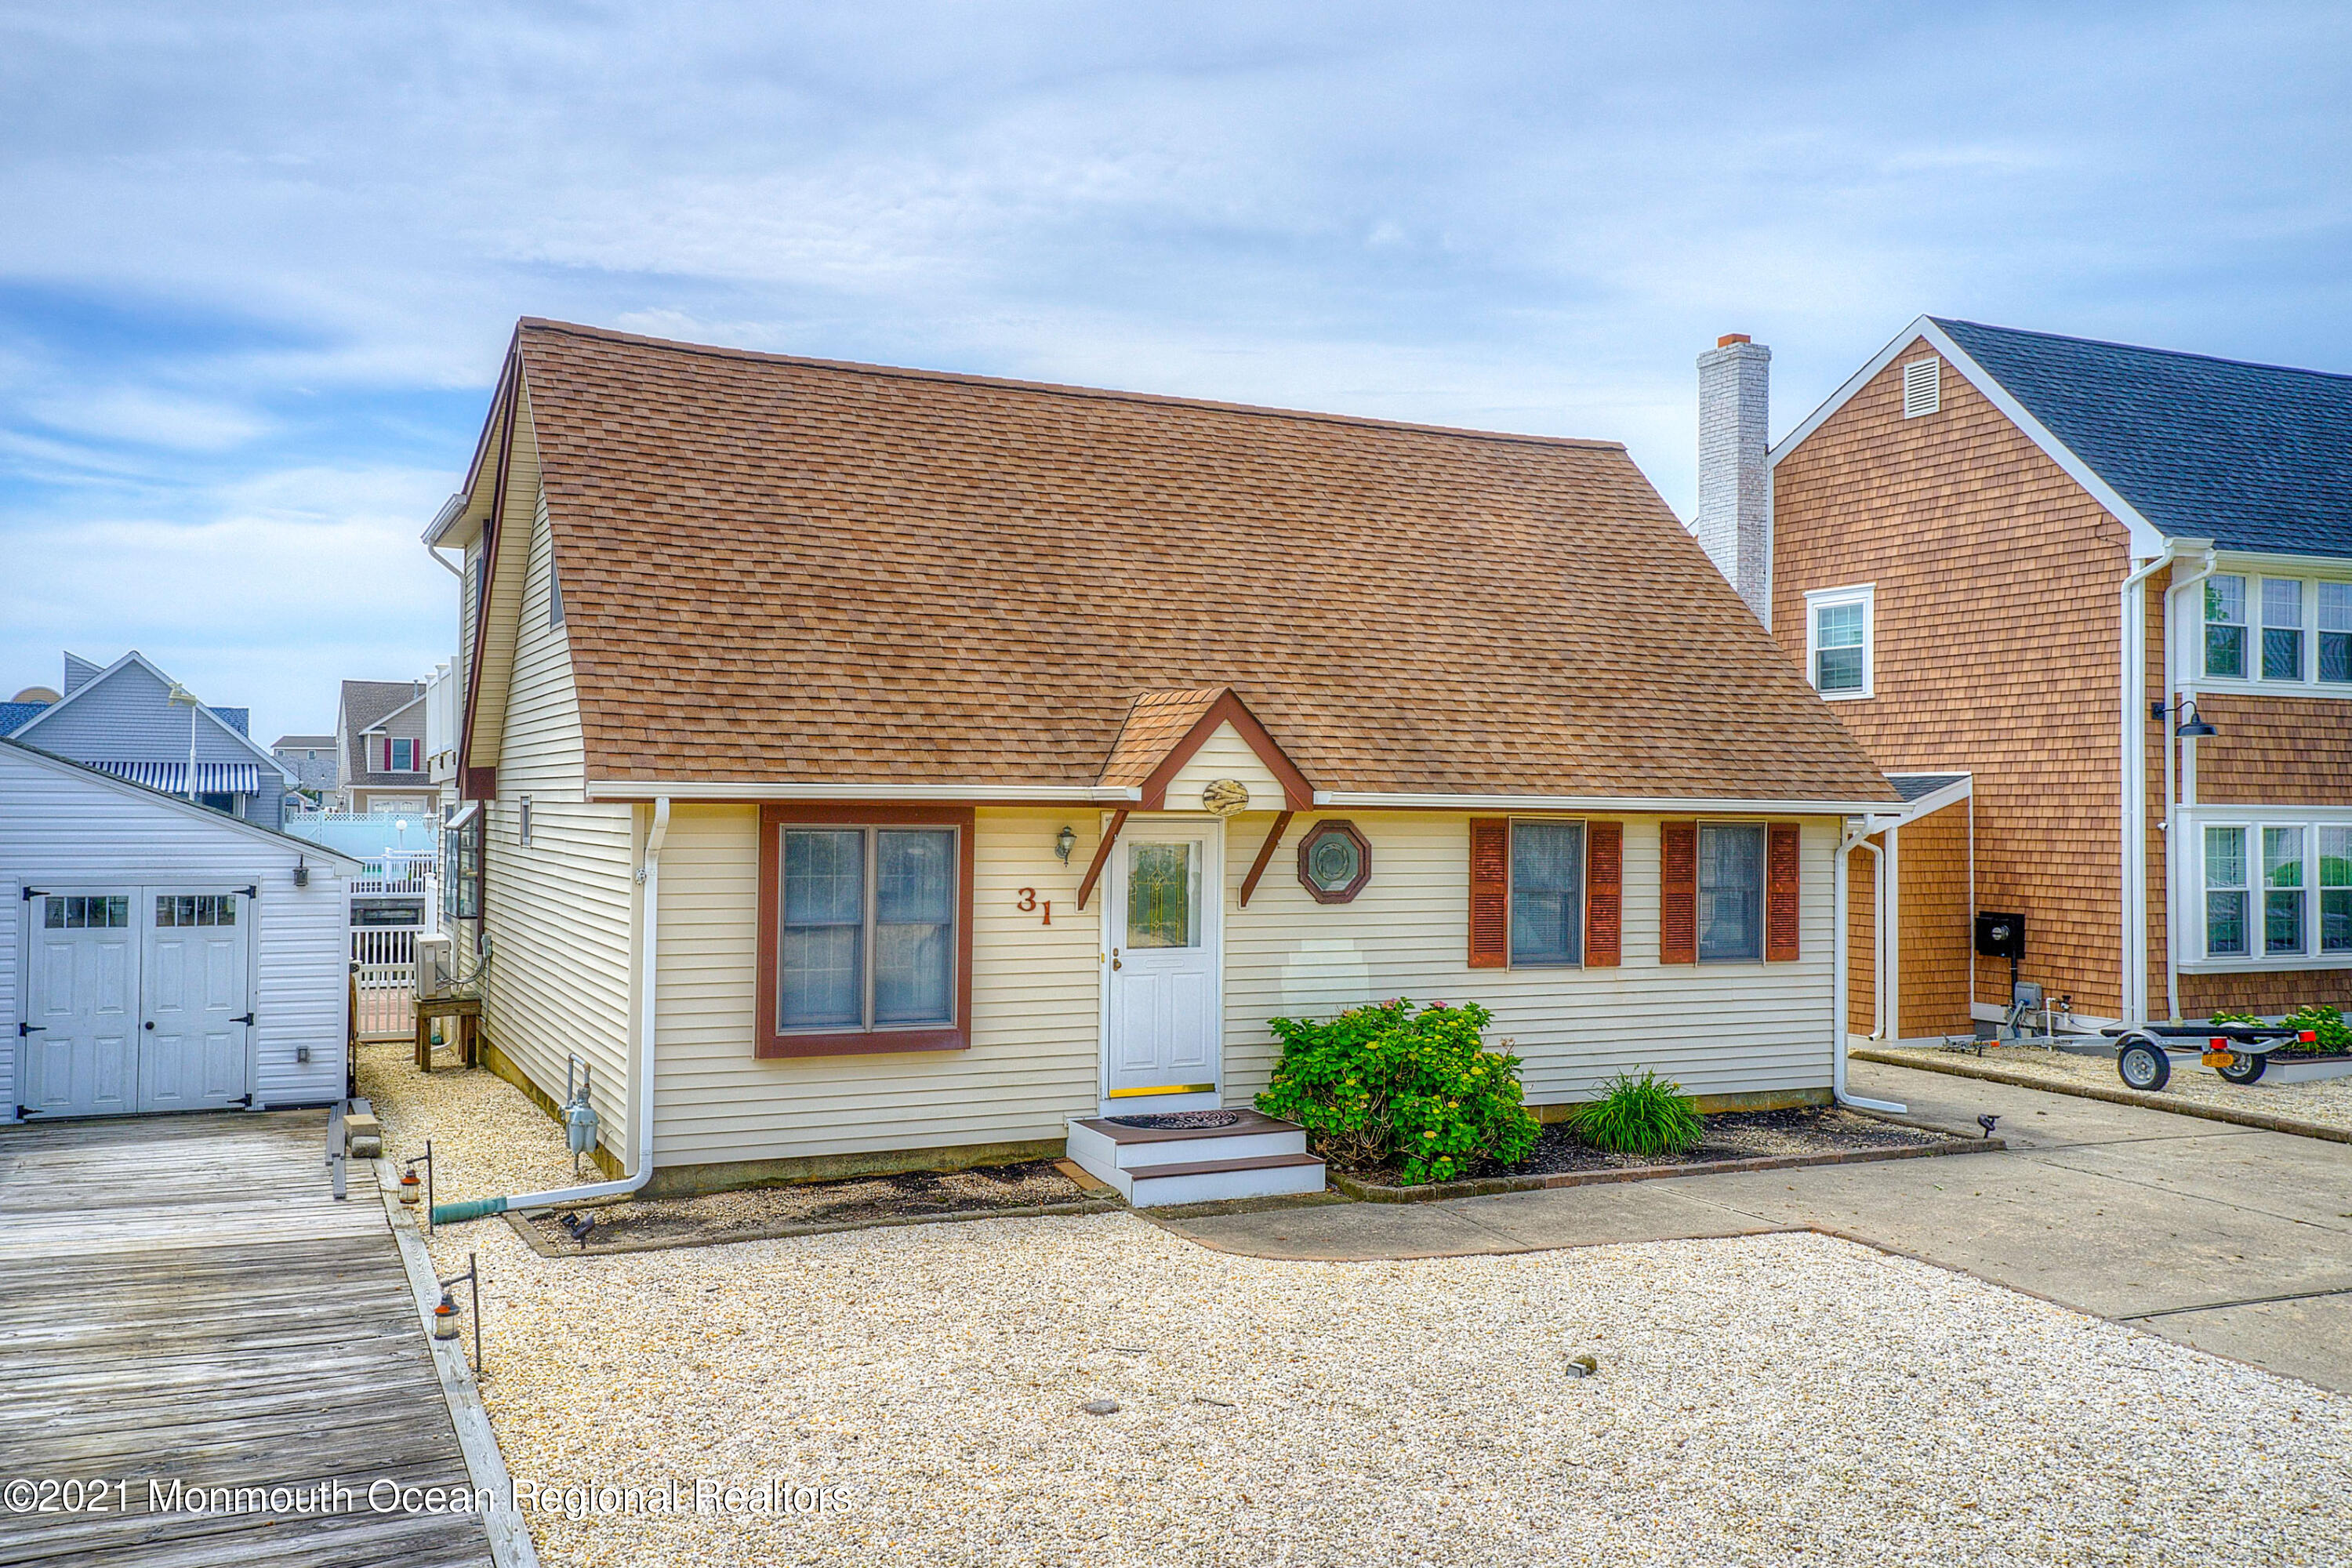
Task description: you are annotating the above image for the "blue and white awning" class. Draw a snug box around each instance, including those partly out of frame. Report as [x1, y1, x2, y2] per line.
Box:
[91, 761, 261, 794]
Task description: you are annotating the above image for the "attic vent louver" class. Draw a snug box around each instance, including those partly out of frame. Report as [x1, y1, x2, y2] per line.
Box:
[1902, 358, 1941, 419]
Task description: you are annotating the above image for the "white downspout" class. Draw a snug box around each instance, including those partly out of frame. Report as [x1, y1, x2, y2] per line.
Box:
[2120, 544, 2181, 1026]
[1851, 834, 1888, 1040]
[432, 795, 670, 1223]
[1835, 818, 1906, 1113]
[2158, 544, 2217, 1025]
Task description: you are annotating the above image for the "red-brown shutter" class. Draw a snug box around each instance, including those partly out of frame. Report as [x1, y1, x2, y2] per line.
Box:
[1584, 821, 1622, 967]
[1468, 818, 1509, 968]
[1766, 822, 1802, 962]
[1659, 821, 1698, 964]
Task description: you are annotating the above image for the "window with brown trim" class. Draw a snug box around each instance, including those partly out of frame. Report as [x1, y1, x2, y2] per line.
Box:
[757, 804, 975, 1058]
[1466, 818, 1624, 969]
[1296, 819, 1371, 903]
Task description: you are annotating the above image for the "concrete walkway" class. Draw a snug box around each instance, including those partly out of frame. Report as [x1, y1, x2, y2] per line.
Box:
[1161, 1061, 2352, 1392]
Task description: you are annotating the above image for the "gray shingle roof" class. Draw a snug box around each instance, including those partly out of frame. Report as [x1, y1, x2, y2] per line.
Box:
[1936, 318, 2352, 560]
[1886, 772, 1969, 802]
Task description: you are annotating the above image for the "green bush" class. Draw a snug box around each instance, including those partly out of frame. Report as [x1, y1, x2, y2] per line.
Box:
[2212, 1004, 2351, 1054]
[1256, 999, 1539, 1185]
[1569, 1070, 1705, 1156]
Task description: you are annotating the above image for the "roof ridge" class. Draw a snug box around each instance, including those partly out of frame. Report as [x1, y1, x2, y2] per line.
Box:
[1933, 317, 2352, 387]
[514, 318, 1628, 453]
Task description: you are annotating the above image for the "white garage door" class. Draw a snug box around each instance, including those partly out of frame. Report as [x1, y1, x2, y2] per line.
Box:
[22, 890, 252, 1117]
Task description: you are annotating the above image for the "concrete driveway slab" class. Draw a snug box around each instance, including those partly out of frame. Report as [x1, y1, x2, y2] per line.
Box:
[2034, 1133, 2352, 1233]
[1845, 1058, 2254, 1149]
[1171, 1197, 1516, 1259]
[2133, 1292, 2352, 1391]
[1439, 1176, 1795, 1251]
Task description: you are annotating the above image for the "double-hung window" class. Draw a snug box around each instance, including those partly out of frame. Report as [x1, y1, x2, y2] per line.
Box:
[762, 808, 971, 1054]
[2262, 579, 2306, 681]
[2321, 583, 2352, 684]
[2204, 826, 2249, 956]
[1509, 821, 1584, 965]
[385, 737, 416, 772]
[2263, 826, 2306, 955]
[1697, 823, 1765, 962]
[2205, 575, 2247, 678]
[1806, 585, 1873, 699]
[2323, 828, 2352, 955]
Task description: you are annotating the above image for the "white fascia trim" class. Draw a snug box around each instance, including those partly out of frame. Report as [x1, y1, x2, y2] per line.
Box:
[583, 780, 1145, 804]
[1880, 773, 1973, 825]
[1770, 316, 2167, 560]
[1311, 790, 1906, 817]
[2209, 547, 2352, 575]
[421, 489, 468, 547]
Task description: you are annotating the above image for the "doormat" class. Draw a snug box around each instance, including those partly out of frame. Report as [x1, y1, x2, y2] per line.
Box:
[1108, 1110, 1245, 1131]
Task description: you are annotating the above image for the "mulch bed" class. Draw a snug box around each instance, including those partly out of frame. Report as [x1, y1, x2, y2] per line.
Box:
[1508, 1106, 1952, 1177]
[522, 1160, 1102, 1252]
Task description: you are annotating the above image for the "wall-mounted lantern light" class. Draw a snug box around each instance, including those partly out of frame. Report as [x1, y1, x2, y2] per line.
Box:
[2154, 696, 2218, 739]
[1054, 826, 1076, 863]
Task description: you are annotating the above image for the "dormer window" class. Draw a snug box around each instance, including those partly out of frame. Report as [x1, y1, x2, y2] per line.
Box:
[384, 737, 416, 772]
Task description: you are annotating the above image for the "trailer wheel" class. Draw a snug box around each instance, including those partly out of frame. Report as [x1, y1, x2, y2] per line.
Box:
[2216, 1053, 2267, 1085]
[2118, 1040, 2171, 1091]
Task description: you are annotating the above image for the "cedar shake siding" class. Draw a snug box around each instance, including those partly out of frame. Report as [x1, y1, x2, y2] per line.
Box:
[1896, 800, 1974, 1037]
[1771, 335, 2134, 1017]
[2190, 695, 2352, 804]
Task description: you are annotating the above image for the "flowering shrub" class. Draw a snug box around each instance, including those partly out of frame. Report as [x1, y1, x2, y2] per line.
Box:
[2212, 1004, 2351, 1054]
[1256, 999, 1538, 1185]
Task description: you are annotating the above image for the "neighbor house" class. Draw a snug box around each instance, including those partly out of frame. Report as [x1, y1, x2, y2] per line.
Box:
[3, 652, 295, 829]
[333, 678, 437, 815]
[273, 734, 339, 802]
[423, 319, 1902, 1202]
[1762, 317, 2352, 1034]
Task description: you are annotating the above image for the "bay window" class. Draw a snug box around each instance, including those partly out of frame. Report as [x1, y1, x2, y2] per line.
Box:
[2263, 826, 2305, 955]
[759, 806, 972, 1056]
[2204, 826, 2248, 956]
[2200, 818, 2352, 964]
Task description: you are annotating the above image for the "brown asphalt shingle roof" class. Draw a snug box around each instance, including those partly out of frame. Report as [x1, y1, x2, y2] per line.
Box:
[514, 320, 1897, 804]
[1097, 689, 1227, 789]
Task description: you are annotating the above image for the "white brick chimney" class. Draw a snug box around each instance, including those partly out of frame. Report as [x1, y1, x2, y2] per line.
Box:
[1694, 332, 1772, 624]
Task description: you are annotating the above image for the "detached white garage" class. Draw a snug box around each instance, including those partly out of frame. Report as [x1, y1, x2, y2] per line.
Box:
[2, 735, 362, 1122]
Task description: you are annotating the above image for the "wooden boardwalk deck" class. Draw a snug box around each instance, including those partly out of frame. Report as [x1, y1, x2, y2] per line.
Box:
[0, 1112, 494, 1567]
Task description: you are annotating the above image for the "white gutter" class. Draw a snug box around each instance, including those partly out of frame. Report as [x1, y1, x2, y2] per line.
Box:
[1313, 790, 1904, 815]
[585, 781, 1143, 804]
[1850, 833, 1889, 1040]
[1834, 817, 1905, 1113]
[2158, 542, 2218, 1025]
[432, 796, 670, 1224]
[2120, 542, 2187, 1026]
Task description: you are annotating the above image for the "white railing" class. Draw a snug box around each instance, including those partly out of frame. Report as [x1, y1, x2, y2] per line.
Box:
[354, 850, 437, 895]
[353, 961, 414, 1040]
[353, 928, 421, 967]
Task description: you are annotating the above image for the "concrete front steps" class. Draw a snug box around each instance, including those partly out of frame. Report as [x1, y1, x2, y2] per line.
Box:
[1065, 1109, 1327, 1207]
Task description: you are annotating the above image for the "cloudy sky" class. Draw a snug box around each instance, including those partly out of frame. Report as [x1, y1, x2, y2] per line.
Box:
[3, 2, 2347, 742]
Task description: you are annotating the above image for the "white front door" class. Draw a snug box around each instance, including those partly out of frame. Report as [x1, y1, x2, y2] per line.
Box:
[22, 894, 139, 1116]
[1102, 824, 1221, 1102]
[140, 893, 252, 1112]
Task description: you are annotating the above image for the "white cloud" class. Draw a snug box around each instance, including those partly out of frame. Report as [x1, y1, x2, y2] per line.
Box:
[26, 386, 272, 452]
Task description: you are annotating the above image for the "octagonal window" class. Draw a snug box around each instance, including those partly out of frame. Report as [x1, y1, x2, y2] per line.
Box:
[1297, 819, 1372, 903]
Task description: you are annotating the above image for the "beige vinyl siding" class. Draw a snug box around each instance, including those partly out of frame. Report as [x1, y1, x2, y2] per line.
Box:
[1221, 811, 1838, 1106]
[1163, 724, 1288, 811]
[648, 807, 1102, 1168]
[467, 384, 543, 767]
[477, 480, 637, 1167]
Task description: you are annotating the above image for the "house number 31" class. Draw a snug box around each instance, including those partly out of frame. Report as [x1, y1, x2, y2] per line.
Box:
[1015, 888, 1052, 924]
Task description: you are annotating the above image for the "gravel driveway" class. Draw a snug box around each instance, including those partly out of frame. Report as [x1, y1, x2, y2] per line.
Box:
[365, 1045, 2351, 1566]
